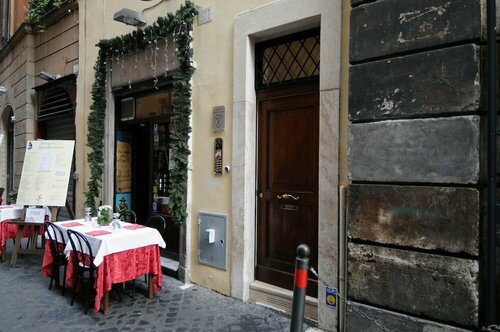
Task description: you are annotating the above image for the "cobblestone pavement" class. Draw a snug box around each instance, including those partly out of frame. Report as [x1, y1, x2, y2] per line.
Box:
[0, 253, 316, 331]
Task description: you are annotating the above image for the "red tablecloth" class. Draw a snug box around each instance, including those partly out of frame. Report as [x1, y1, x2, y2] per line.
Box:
[42, 242, 162, 312]
[42, 240, 65, 277]
[0, 221, 44, 256]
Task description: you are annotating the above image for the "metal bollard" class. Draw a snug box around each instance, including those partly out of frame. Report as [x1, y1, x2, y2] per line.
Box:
[290, 244, 310, 332]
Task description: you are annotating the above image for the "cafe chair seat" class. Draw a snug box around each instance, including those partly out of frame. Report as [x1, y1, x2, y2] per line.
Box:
[119, 209, 137, 224]
[67, 229, 98, 315]
[44, 221, 68, 296]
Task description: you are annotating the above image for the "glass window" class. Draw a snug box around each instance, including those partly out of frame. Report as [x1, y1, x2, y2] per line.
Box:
[255, 28, 320, 88]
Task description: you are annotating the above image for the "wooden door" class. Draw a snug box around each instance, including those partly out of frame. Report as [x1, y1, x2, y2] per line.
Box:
[256, 82, 319, 297]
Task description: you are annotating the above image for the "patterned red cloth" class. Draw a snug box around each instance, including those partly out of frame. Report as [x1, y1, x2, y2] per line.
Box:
[86, 230, 111, 237]
[60, 244, 162, 312]
[122, 224, 145, 230]
[60, 222, 83, 227]
[0, 221, 45, 256]
[41, 240, 65, 277]
[42, 242, 53, 276]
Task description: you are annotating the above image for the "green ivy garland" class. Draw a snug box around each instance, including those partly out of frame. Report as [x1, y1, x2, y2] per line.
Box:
[85, 1, 197, 225]
[25, 0, 67, 31]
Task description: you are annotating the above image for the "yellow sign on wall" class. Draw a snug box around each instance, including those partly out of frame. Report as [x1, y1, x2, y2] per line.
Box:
[116, 140, 132, 193]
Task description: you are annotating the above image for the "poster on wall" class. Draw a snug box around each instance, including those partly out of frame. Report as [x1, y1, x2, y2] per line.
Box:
[115, 192, 131, 214]
[116, 131, 132, 193]
[16, 140, 75, 207]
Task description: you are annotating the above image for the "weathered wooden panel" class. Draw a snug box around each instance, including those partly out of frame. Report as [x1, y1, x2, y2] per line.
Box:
[347, 184, 479, 255]
[348, 244, 479, 326]
[348, 116, 480, 184]
[350, 0, 481, 62]
[346, 302, 472, 332]
[349, 44, 480, 121]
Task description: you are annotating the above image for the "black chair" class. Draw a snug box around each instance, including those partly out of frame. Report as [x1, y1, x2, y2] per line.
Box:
[143, 215, 167, 285]
[44, 221, 68, 296]
[119, 210, 137, 224]
[145, 215, 166, 235]
[67, 229, 97, 315]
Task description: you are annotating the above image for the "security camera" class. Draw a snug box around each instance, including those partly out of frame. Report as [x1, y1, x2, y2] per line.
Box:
[10, 115, 15, 123]
[224, 165, 231, 173]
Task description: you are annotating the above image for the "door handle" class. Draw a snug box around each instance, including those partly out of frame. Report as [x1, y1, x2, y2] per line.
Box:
[277, 194, 299, 201]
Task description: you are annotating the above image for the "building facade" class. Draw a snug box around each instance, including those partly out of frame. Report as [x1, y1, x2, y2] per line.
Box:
[0, 0, 77, 217]
[79, 1, 341, 330]
[0, 0, 498, 331]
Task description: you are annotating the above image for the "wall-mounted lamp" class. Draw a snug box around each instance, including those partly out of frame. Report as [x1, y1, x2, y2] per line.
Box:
[113, 8, 146, 27]
[0, 86, 7, 94]
[37, 71, 60, 81]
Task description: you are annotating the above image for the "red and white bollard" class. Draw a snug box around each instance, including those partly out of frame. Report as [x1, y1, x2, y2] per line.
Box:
[290, 244, 310, 332]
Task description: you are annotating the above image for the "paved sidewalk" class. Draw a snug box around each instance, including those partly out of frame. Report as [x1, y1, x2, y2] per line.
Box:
[0, 252, 316, 331]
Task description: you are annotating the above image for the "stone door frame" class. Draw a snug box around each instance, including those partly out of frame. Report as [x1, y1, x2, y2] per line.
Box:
[231, 0, 341, 329]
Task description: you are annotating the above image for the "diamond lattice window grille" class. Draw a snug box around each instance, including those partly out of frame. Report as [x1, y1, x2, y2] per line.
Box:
[256, 28, 320, 88]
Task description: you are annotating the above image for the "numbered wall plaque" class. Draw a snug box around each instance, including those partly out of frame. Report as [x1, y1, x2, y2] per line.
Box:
[212, 106, 225, 132]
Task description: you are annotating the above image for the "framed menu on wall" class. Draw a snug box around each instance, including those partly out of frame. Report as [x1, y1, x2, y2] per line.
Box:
[16, 140, 75, 207]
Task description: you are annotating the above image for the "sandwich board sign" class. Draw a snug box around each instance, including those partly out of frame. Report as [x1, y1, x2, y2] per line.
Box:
[16, 140, 75, 207]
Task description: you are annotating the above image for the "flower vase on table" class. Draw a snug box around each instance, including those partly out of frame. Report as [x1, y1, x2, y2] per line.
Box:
[97, 205, 112, 227]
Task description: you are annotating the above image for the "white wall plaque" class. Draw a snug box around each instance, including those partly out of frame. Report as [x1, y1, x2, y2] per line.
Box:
[212, 106, 225, 132]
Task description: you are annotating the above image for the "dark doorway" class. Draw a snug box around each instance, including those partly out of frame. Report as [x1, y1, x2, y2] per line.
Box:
[37, 85, 76, 220]
[127, 121, 180, 261]
[116, 90, 180, 263]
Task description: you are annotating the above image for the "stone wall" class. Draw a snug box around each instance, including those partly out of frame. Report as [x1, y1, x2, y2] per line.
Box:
[347, 0, 482, 329]
[0, 26, 36, 190]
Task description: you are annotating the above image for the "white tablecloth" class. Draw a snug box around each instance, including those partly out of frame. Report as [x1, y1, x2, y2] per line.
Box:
[46, 219, 166, 266]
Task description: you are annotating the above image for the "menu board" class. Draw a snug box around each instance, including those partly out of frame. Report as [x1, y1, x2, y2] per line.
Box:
[16, 140, 75, 207]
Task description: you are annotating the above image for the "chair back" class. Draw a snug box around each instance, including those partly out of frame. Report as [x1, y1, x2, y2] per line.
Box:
[119, 210, 137, 224]
[67, 229, 95, 269]
[44, 221, 66, 263]
[145, 215, 166, 235]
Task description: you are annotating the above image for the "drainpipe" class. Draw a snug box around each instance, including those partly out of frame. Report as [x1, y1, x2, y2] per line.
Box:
[486, 0, 497, 325]
[339, 185, 347, 332]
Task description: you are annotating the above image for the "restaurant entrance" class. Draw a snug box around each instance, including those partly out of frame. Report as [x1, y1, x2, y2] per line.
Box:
[115, 90, 180, 267]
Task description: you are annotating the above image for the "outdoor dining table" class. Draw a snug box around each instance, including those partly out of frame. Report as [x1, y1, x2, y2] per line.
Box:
[42, 219, 166, 314]
[0, 205, 29, 261]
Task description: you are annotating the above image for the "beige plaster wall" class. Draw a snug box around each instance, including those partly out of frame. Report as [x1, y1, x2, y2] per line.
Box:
[78, 2, 347, 310]
[77, 0, 128, 217]
[76, 0, 186, 217]
[188, 0, 274, 296]
[79, 0, 271, 295]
